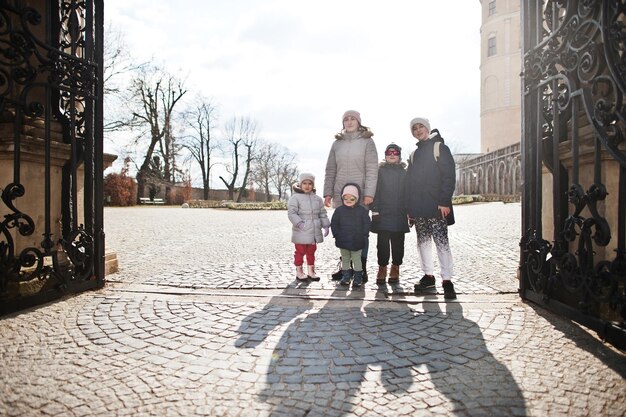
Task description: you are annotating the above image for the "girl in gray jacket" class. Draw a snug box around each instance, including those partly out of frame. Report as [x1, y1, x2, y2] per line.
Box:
[288, 173, 331, 281]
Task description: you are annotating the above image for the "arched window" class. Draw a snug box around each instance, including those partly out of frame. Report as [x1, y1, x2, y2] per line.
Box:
[483, 75, 499, 109]
[486, 164, 496, 194]
[497, 160, 507, 194]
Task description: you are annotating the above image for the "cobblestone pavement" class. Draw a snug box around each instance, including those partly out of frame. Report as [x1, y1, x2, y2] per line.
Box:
[1, 202, 625, 416]
[104, 202, 520, 294]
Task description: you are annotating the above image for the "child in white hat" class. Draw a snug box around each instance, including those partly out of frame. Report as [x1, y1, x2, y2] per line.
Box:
[287, 172, 330, 280]
[330, 183, 371, 287]
[406, 117, 457, 299]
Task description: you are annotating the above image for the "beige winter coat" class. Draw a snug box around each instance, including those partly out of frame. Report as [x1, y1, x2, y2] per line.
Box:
[323, 128, 379, 208]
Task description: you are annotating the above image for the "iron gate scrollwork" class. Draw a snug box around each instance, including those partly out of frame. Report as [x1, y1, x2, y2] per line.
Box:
[0, 0, 104, 314]
[520, 1, 626, 348]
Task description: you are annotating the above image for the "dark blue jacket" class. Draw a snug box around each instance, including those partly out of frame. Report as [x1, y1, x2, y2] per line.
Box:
[405, 130, 456, 219]
[370, 162, 410, 233]
[331, 183, 371, 251]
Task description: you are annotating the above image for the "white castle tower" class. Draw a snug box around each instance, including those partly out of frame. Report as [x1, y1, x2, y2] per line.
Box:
[479, 0, 522, 153]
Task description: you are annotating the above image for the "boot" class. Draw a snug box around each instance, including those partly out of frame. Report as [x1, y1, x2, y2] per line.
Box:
[295, 265, 307, 281]
[307, 265, 320, 281]
[388, 265, 400, 283]
[361, 257, 368, 284]
[353, 270, 363, 287]
[376, 265, 387, 284]
[339, 269, 352, 286]
[331, 258, 344, 280]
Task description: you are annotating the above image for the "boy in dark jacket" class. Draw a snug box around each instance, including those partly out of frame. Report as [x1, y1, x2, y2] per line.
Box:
[331, 183, 371, 287]
[370, 143, 410, 285]
[406, 117, 457, 299]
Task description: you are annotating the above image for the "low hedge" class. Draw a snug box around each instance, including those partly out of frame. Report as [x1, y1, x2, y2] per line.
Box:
[186, 200, 287, 210]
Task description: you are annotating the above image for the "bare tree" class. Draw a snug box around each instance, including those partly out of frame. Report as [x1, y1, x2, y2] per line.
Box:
[251, 142, 300, 201]
[251, 141, 280, 202]
[181, 95, 219, 200]
[123, 65, 187, 203]
[219, 116, 259, 201]
[237, 131, 259, 203]
[271, 150, 299, 200]
[102, 23, 147, 132]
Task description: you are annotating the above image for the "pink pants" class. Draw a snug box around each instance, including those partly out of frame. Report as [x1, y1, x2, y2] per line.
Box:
[294, 244, 317, 266]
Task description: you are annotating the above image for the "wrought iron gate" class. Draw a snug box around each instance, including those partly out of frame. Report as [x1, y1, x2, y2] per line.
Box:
[0, 0, 104, 314]
[520, 1, 626, 348]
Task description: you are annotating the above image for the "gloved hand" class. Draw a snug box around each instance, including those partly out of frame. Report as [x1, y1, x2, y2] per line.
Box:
[323, 226, 329, 237]
[371, 211, 380, 222]
[408, 217, 416, 228]
[297, 222, 305, 231]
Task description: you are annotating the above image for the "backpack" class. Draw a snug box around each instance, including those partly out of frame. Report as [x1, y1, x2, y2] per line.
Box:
[408, 140, 441, 165]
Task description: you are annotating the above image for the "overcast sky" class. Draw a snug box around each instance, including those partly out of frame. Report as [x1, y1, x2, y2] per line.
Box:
[104, 1, 481, 188]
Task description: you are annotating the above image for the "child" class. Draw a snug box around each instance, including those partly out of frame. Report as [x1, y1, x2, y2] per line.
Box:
[406, 117, 457, 299]
[287, 173, 330, 281]
[370, 143, 410, 285]
[330, 183, 371, 287]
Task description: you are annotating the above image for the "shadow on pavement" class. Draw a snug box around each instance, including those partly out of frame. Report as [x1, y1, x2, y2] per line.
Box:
[235, 286, 527, 416]
[407, 294, 526, 416]
[525, 301, 626, 377]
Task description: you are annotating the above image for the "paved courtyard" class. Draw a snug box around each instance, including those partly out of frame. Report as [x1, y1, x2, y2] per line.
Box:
[1, 202, 625, 416]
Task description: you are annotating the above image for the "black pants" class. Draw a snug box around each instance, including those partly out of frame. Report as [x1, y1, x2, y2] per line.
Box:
[376, 231, 405, 266]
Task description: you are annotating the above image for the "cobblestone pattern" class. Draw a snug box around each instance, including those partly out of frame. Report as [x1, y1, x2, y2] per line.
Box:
[2, 202, 622, 416]
[1, 292, 624, 416]
[104, 203, 520, 295]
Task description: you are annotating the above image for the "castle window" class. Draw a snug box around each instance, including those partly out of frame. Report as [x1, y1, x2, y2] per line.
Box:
[488, 36, 497, 56]
[488, 0, 496, 16]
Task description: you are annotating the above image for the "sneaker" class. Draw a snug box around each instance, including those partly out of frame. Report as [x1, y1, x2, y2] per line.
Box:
[414, 274, 436, 293]
[442, 281, 457, 300]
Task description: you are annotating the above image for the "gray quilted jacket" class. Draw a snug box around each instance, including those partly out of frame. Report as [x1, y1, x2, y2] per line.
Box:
[323, 128, 379, 208]
[287, 183, 331, 244]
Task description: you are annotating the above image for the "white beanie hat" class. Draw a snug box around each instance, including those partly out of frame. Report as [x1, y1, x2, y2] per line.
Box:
[342, 110, 361, 125]
[410, 117, 431, 133]
[299, 172, 315, 184]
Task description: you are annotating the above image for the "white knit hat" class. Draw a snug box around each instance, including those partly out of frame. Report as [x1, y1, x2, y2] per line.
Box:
[410, 117, 431, 133]
[299, 172, 315, 184]
[342, 110, 361, 125]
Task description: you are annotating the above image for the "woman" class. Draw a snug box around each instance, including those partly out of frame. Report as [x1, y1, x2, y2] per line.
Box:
[323, 110, 378, 281]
